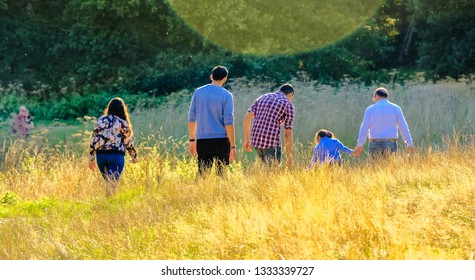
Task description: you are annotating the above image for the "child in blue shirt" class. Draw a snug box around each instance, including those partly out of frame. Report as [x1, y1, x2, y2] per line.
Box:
[307, 129, 355, 169]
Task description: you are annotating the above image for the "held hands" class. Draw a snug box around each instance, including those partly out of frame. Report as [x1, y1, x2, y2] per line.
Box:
[353, 146, 363, 157]
[350, 145, 414, 156]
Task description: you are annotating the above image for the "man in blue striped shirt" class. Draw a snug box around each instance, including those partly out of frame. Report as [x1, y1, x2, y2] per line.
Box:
[188, 66, 236, 176]
[354, 87, 414, 158]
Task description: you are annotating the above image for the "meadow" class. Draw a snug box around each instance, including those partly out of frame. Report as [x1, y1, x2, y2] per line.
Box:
[0, 77, 474, 259]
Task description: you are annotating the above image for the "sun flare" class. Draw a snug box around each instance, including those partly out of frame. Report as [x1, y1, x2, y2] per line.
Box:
[167, 0, 384, 55]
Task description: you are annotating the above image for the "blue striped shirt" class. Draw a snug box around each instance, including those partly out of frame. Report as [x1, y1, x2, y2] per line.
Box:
[188, 84, 234, 139]
[357, 99, 413, 147]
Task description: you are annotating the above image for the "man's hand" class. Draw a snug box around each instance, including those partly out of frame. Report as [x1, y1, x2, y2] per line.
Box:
[353, 146, 363, 156]
[244, 139, 252, 152]
[229, 147, 237, 162]
[407, 146, 415, 154]
[243, 112, 254, 153]
[286, 156, 292, 168]
[131, 157, 139, 163]
[189, 141, 197, 157]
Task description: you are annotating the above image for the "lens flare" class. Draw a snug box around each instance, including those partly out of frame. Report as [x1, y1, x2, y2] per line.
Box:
[168, 0, 384, 55]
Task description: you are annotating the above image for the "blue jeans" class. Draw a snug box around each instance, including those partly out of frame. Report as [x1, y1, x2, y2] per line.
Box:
[254, 147, 282, 164]
[369, 141, 397, 158]
[96, 153, 125, 182]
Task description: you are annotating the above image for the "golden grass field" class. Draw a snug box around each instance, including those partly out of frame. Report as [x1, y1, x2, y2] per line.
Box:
[0, 77, 474, 259]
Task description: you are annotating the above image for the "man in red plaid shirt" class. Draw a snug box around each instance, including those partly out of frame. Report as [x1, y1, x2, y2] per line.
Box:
[243, 84, 295, 167]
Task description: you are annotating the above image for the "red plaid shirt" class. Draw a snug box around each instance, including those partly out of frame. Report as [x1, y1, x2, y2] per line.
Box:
[248, 91, 295, 149]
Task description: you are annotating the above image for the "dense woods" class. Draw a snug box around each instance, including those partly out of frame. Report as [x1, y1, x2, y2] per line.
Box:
[0, 0, 474, 118]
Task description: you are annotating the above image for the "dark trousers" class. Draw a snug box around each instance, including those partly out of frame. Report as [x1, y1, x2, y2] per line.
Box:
[254, 146, 282, 165]
[197, 138, 230, 176]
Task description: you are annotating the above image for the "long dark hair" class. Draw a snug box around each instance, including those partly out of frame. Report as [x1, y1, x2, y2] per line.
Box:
[104, 97, 133, 136]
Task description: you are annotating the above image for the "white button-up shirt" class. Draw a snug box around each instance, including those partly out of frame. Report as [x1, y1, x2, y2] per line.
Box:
[357, 99, 413, 147]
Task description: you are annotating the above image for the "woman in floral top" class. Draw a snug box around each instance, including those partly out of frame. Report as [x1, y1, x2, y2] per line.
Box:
[89, 97, 138, 197]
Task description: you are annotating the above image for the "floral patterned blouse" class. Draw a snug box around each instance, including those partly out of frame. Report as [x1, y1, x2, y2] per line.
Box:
[89, 115, 137, 160]
[11, 114, 33, 138]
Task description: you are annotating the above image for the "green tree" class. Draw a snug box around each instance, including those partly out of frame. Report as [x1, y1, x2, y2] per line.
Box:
[0, 0, 69, 91]
[409, 0, 475, 77]
[0, 0, 211, 93]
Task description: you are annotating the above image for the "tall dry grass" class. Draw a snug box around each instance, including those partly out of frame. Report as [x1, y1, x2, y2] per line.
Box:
[131, 77, 475, 162]
[0, 141, 474, 259]
[0, 78, 474, 260]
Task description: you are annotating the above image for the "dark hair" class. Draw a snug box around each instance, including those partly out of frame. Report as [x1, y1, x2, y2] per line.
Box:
[211, 65, 229, 81]
[374, 87, 389, 98]
[316, 129, 334, 139]
[104, 97, 133, 136]
[279, 83, 294, 95]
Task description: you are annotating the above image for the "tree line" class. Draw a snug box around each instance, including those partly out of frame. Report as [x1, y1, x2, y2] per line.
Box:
[0, 0, 474, 100]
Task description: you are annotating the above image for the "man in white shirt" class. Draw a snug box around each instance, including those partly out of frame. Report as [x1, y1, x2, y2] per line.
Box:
[354, 87, 414, 157]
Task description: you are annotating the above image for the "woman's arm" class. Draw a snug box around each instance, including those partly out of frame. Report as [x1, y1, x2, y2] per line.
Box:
[122, 122, 138, 160]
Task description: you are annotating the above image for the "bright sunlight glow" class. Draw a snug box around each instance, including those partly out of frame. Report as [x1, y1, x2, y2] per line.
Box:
[167, 0, 384, 55]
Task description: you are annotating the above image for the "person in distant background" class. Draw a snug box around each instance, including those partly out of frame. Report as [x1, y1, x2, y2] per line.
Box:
[89, 97, 139, 197]
[307, 129, 356, 170]
[11, 106, 34, 139]
[354, 87, 414, 158]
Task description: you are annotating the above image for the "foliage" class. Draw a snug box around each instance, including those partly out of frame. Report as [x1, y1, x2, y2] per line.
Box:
[0, 84, 167, 121]
[298, 46, 376, 83]
[0, 191, 19, 205]
[0, 0, 208, 93]
[0, 0, 474, 103]
[409, 0, 475, 77]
